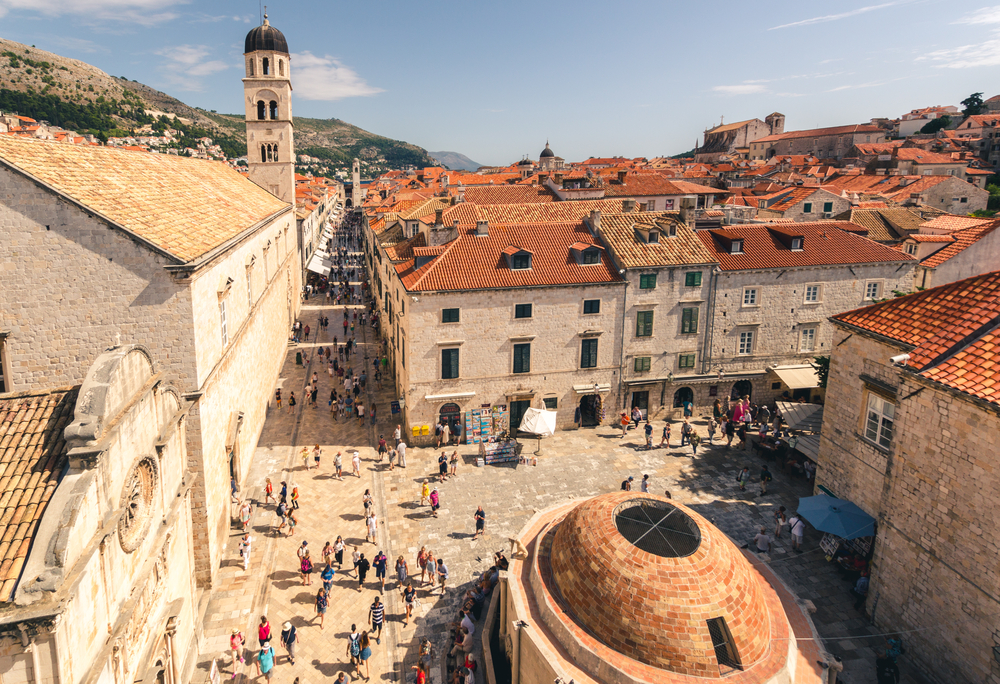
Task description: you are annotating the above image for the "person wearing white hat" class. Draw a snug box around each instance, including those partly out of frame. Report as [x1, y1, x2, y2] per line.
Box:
[279, 622, 297, 665]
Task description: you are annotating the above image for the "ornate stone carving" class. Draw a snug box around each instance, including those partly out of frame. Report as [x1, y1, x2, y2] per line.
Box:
[118, 457, 158, 553]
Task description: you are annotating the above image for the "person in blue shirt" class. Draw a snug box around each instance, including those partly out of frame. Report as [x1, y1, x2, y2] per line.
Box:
[255, 642, 276, 681]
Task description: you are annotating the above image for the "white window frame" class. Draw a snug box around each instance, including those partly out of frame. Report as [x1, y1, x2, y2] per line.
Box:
[799, 327, 816, 352]
[738, 330, 754, 356]
[804, 284, 822, 303]
[905, 243, 917, 256]
[864, 392, 895, 449]
[647, 199, 656, 211]
[864, 280, 883, 301]
[220, 300, 229, 347]
[742, 287, 759, 307]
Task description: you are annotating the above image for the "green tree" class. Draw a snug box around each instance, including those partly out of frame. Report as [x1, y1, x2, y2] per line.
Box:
[961, 92, 984, 117]
[919, 115, 951, 134]
[813, 356, 830, 389]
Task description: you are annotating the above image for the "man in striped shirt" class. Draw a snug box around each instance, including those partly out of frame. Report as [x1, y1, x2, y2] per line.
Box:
[369, 597, 385, 645]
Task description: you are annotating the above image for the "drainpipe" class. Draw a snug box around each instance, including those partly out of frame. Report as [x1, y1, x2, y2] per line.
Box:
[617, 277, 630, 414]
[701, 266, 720, 375]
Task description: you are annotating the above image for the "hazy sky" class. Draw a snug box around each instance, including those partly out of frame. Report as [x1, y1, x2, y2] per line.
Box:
[1, 0, 999, 165]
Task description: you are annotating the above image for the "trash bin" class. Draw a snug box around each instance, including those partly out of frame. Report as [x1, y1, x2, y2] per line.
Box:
[411, 426, 420, 437]
[421, 425, 430, 436]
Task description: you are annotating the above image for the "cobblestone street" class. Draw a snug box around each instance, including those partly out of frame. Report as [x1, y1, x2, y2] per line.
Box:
[189, 240, 923, 684]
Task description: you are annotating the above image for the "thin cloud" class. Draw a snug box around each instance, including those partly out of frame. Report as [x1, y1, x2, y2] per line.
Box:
[953, 6, 1000, 24]
[769, 2, 901, 30]
[918, 37, 1000, 68]
[46, 35, 109, 54]
[712, 84, 768, 95]
[291, 52, 384, 101]
[156, 44, 230, 91]
[0, 0, 186, 25]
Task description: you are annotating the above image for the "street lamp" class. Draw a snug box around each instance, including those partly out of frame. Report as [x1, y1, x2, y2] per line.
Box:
[667, 372, 674, 383]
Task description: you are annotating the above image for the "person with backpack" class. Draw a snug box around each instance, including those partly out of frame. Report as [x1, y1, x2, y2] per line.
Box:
[689, 431, 701, 455]
[759, 464, 773, 496]
[737, 466, 751, 492]
[229, 628, 246, 677]
[680, 418, 691, 446]
[621, 475, 633, 491]
[346, 625, 362, 671]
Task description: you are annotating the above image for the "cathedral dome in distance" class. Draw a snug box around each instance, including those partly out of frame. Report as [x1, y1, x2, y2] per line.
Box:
[244, 15, 289, 54]
[539, 141, 555, 158]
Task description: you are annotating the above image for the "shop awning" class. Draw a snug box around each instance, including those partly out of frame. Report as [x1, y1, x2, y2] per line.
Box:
[424, 392, 476, 402]
[573, 383, 611, 394]
[306, 251, 333, 275]
[519, 408, 557, 437]
[776, 401, 825, 433]
[771, 364, 820, 389]
[797, 494, 875, 540]
[790, 434, 820, 461]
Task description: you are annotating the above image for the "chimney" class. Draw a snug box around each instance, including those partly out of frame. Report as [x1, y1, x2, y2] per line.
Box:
[617, 170, 627, 184]
[434, 208, 444, 225]
[678, 196, 696, 225]
[476, 220, 489, 236]
[554, 173, 564, 185]
[457, 185, 466, 203]
[589, 210, 602, 232]
[622, 199, 636, 213]
[537, 173, 548, 186]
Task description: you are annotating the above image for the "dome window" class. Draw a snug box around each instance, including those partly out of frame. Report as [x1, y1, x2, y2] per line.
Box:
[263, 57, 270, 75]
[613, 499, 701, 557]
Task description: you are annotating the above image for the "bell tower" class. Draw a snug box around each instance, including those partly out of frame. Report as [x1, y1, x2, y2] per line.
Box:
[243, 14, 295, 203]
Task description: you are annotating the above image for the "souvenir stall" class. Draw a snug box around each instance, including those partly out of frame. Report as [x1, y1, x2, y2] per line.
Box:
[797, 494, 876, 580]
[469, 404, 518, 465]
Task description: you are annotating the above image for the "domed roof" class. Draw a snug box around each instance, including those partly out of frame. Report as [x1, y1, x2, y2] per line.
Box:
[245, 17, 289, 54]
[540, 141, 555, 158]
[549, 493, 771, 677]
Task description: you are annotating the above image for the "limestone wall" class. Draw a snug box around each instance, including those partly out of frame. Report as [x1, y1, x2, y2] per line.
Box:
[0, 166, 196, 392]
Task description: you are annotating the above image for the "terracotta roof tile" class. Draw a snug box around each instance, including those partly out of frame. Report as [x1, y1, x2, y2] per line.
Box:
[919, 219, 1000, 268]
[0, 137, 287, 263]
[598, 211, 717, 269]
[443, 198, 629, 227]
[753, 123, 883, 144]
[460, 185, 556, 205]
[833, 271, 1000, 404]
[697, 222, 913, 270]
[395, 222, 622, 292]
[0, 387, 77, 603]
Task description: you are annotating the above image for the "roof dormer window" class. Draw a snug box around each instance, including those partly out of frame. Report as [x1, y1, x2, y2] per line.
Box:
[668, 225, 677, 237]
[583, 249, 601, 264]
[791, 237, 803, 250]
[648, 231, 660, 244]
[730, 239, 744, 255]
[511, 253, 532, 270]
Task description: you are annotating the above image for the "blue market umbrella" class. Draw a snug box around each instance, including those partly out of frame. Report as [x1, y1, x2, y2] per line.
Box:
[796, 495, 875, 540]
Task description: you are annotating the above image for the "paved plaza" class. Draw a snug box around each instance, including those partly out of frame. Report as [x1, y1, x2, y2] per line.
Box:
[190, 239, 924, 684]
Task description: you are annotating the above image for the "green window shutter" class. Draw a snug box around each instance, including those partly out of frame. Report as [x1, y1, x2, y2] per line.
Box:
[803, 202, 812, 213]
[681, 308, 699, 334]
[823, 201, 833, 212]
[581, 339, 598, 368]
[636, 311, 653, 337]
[685, 271, 702, 287]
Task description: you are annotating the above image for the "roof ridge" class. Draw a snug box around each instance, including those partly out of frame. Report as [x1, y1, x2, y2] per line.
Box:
[409, 234, 462, 290]
[915, 314, 1000, 375]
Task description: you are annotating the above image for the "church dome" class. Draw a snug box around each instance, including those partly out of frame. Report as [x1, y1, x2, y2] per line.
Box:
[245, 17, 289, 54]
[540, 142, 555, 158]
[549, 493, 772, 677]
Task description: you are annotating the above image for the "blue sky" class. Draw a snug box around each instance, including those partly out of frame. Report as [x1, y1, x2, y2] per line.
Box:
[1, 0, 999, 165]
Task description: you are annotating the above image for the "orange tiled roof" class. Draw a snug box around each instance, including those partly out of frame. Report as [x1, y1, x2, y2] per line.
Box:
[908, 234, 955, 243]
[442, 198, 629, 227]
[697, 222, 913, 271]
[602, 174, 723, 198]
[0, 387, 78, 603]
[833, 271, 1000, 403]
[835, 208, 925, 242]
[384, 232, 425, 261]
[0, 136, 288, 262]
[461, 185, 556, 205]
[919, 215, 993, 232]
[598, 212, 717, 269]
[753, 124, 883, 144]
[395, 222, 622, 292]
[920, 220, 1000, 268]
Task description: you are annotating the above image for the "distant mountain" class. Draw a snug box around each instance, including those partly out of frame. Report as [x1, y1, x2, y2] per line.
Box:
[0, 36, 435, 170]
[429, 151, 483, 171]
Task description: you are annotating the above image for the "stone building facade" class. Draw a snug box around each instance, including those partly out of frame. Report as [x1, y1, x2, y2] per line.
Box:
[0, 346, 197, 684]
[695, 113, 784, 163]
[749, 124, 885, 161]
[0, 135, 300, 588]
[696, 223, 915, 405]
[816, 272, 1000, 684]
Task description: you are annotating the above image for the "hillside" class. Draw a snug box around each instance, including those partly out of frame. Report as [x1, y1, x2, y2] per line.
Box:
[0, 36, 435, 170]
[429, 150, 483, 171]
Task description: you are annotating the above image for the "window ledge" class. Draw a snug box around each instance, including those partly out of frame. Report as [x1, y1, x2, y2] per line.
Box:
[436, 340, 465, 346]
[855, 432, 892, 455]
[510, 335, 537, 341]
[578, 330, 604, 337]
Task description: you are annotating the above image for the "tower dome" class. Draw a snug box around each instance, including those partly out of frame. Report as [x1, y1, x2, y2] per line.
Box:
[540, 141, 555, 158]
[244, 15, 289, 54]
[549, 493, 772, 677]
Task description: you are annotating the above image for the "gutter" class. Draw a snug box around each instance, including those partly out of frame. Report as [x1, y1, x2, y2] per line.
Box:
[701, 266, 720, 374]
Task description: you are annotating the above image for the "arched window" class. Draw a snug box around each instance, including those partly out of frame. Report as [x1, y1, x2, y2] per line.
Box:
[269, 101, 278, 120]
[256, 101, 265, 120]
[262, 57, 270, 75]
[271, 144, 278, 162]
[248, 59, 255, 77]
[278, 59, 284, 76]
[260, 144, 267, 163]
[673, 387, 694, 409]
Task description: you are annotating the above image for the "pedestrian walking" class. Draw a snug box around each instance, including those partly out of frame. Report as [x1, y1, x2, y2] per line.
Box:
[774, 506, 787, 538]
[373, 550, 388, 592]
[473, 506, 486, 540]
[680, 418, 691, 446]
[621, 475, 633, 491]
[425, 553, 437, 587]
[301, 447, 311, 471]
[403, 582, 416, 625]
[395, 555, 409, 587]
[369, 597, 385, 644]
[286, 509, 298, 536]
[239, 532, 252, 572]
[335, 451, 344, 480]
[229, 628, 246, 677]
[449, 450, 459, 477]
[300, 549, 313, 585]
[275, 501, 288, 534]
[356, 401, 365, 426]
[397, 440, 407, 468]
[366, 513, 378, 543]
[279, 622, 297, 664]
[358, 632, 372, 679]
[619, 411, 629, 438]
[239, 500, 252, 531]
[254, 641, 276, 681]
[429, 488, 440, 517]
[690, 431, 701, 455]
[347, 626, 361, 673]
[759, 464, 773, 496]
[436, 558, 449, 595]
[659, 422, 671, 448]
[352, 450, 362, 477]
[707, 418, 717, 444]
[322, 541, 335, 566]
[643, 420, 653, 449]
[315, 587, 329, 628]
[257, 616, 271, 647]
[313, 444, 322, 470]
[753, 526, 771, 554]
[417, 546, 429, 583]
[640, 474, 649, 493]
[356, 553, 371, 590]
[291, 485, 300, 509]
[264, 477, 276, 505]
[370, 404, 376, 425]
[275, 388, 282, 410]
[377, 435, 387, 462]
[287, 392, 296, 413]
[437, 452, 448, 482]
[393, 425, 402, 447]
[737, 466, 751, 492]
[350, 545, 361, 576]
[334, 536, 345, 567]
[789, 515, 805, 552]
